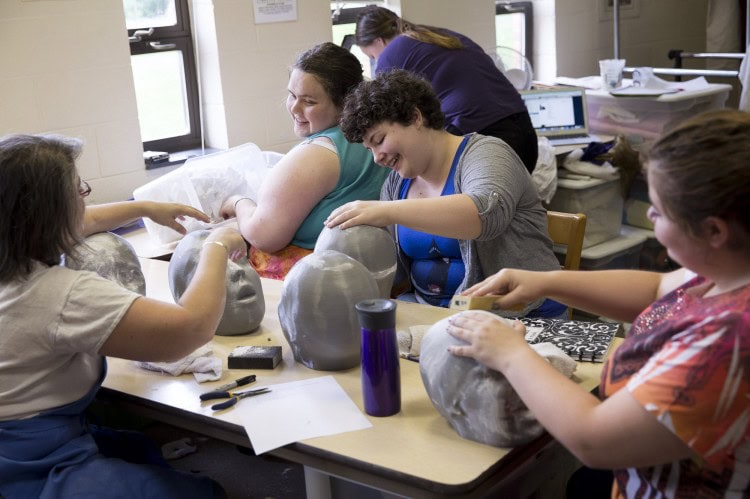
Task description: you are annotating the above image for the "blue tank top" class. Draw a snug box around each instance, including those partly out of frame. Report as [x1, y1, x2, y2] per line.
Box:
[396, 136, 469, 306]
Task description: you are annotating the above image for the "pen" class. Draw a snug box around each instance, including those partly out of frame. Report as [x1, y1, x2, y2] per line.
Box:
[200, 374, 256, 400]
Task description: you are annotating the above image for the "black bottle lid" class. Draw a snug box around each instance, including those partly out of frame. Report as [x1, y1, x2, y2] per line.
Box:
[355, 299, 397, 331]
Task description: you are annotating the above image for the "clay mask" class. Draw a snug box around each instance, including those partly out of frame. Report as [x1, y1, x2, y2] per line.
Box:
[314, 225, 397, 299]
[419, 311, 576, 447]
[278, 250, 379, 371]
[64, 232, 146, 295]
[168, 230, 265, 335]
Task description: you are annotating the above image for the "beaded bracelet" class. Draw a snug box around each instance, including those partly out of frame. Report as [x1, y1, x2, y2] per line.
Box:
[202, 240, 229, 254]
[234, 197, 253, 210]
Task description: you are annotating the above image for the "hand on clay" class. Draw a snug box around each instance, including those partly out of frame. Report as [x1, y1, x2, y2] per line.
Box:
[463, 269, 544, 311]
[206, 227, 247, 261]
[324, 200, 392, 230]
[446, 312, 527, 372]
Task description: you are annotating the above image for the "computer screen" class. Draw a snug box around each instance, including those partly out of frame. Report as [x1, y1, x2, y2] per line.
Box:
[520, 88, 589, 137]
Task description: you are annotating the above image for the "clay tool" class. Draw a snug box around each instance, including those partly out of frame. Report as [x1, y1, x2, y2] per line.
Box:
[201, 387, 272, 411]
[449, 294, 525, 312]
[200, 374, 255, 399]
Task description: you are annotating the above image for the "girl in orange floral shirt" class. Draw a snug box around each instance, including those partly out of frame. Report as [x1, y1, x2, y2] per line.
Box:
[447, 109, 750, 498]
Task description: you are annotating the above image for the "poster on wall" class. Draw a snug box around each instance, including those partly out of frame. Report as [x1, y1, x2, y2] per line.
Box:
[599, 0, 639, 20]
[253, 0, 298, 24]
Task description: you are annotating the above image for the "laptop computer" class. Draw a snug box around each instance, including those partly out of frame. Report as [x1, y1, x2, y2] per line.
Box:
[520, 87, 601, 146]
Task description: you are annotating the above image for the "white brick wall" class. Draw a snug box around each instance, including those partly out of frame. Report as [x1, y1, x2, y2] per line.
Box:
[0, 0, 709, 203]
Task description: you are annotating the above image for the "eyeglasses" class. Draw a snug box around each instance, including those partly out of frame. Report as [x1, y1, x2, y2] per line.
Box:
[78, 179, 92, 198]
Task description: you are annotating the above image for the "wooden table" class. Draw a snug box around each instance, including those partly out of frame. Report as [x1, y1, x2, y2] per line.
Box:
[100, 258, 612, 498]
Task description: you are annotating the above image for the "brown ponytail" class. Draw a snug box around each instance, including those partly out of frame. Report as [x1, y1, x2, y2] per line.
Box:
[355, 6, 463, 50]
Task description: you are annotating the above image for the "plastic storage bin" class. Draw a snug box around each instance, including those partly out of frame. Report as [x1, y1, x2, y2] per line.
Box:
[552, 229, 647, 270]
[546, 177, 623, 248]
[587, 83, 731, 141]
[579, 234, 647, 270]
[623, 172, 653, 230]
[133, 142, 278, 245]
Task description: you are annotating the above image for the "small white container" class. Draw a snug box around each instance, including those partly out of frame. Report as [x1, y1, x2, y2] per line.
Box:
[599, 59, 625, 90]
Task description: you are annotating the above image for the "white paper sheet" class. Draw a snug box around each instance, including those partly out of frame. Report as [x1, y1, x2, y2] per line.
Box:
[552, 75, 603, 89]
[610, 76, 709, 96]
[608, 85, 680, 96]
[238, 376, 372, 455]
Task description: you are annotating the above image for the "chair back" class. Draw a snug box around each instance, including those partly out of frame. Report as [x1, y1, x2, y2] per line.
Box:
[546, 211, 587, 319]
[546, 211, 587, 271]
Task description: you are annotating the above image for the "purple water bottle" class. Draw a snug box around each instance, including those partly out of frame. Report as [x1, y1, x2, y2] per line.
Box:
[356, 299, 400, 417]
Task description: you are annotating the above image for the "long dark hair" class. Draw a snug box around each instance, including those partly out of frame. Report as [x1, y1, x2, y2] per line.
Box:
[354, 6, 463, 50]
[292, 42, 363, 109]
[0, 134, 83, 281]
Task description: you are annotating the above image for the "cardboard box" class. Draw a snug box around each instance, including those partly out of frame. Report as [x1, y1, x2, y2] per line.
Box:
[587, 83, 731, 141]
[546, 177, 623, 248]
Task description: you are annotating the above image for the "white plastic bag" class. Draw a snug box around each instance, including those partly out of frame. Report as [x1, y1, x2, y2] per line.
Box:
[133, 143, 279, 244]
[562, 148, 620, 182]
[531, 137, 558, 204]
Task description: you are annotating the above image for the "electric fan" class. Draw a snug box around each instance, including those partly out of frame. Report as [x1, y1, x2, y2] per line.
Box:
[486, 45, 534, 91]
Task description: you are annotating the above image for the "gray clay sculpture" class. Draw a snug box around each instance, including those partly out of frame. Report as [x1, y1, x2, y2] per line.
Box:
[419, 311, 576, 448]
[63, 232, 146, 295]
[278, 250, 380, 370]
[314, 225, 397, 299]
[168, 230, 265, 336]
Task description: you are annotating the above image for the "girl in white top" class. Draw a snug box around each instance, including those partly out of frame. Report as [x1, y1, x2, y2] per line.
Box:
[0, 133, 245, 498]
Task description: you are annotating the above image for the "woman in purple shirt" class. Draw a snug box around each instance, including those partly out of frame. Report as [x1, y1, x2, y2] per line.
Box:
[354, 6, 538, 174]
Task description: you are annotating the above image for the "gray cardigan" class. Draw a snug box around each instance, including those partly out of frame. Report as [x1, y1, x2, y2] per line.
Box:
[382, 133, 560, 316]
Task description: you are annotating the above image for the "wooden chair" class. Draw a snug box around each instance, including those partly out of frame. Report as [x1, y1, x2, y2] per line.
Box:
[546, 211, 587, 319]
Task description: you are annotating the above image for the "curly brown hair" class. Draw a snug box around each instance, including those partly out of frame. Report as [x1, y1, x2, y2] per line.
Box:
[646, 109, 750, 248]
[340, 69, 446, 143]
[0, 134, 83, 281]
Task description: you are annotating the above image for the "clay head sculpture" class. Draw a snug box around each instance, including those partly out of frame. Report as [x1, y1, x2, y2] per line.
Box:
[278, 250, 379, 370]
[314, 225, 397, 299]
[168, 230, 265, 336]
[419, 311, 577, 447]
[63, 232, 146, 295]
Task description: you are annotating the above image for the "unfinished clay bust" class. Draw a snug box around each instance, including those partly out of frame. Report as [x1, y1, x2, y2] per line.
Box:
[63, 232, 146, 295]
[419, 311, 577, 447]
[278, 250, 379, 370]
[168, 230, 265, 336]
[314, 225, 397, 299]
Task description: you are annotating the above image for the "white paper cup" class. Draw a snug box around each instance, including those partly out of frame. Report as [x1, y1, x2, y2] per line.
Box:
[599, 59, 626, 90]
